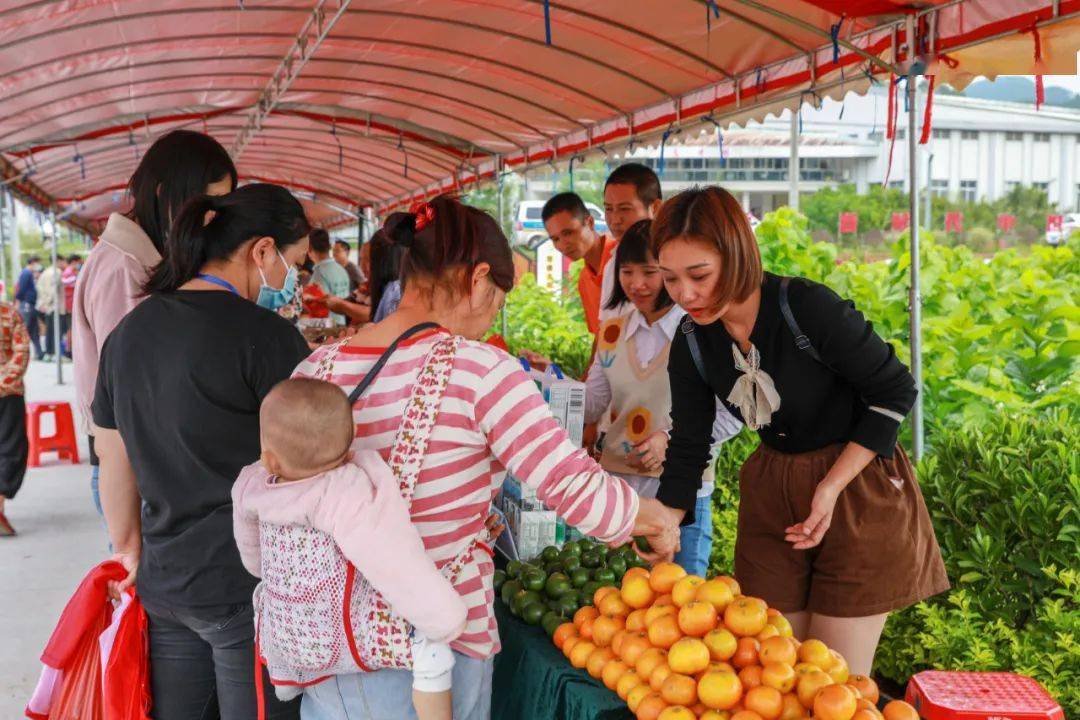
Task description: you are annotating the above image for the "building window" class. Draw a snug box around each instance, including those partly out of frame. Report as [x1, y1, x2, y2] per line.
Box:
[1033, 181, 1050, 194]
[931, 179, 949, 197]
[960, 130, 978, 140]
[1005, 181, 1020, 194]
[932, 128, 948, 139]
[1034, 132, 1051, 142]
[1005, 131, 1023, 141]
[960, 180, 977, 203]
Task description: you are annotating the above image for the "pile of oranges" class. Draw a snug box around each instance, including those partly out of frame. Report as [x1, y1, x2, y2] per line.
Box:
[550, 562, 921, 720]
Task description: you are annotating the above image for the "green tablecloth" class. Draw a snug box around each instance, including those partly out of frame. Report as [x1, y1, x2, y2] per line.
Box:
[491, 600, 633, 720]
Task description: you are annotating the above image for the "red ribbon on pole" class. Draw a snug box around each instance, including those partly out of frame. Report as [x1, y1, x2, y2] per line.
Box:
[1024, 25, 1045, 110]
[920, 75, 935, 145]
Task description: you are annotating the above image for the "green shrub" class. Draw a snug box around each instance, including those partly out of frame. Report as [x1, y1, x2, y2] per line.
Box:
[498, 270, 592, 378]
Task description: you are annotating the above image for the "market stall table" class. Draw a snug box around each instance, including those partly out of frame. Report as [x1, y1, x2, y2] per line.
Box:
[491, 600, 632, 720]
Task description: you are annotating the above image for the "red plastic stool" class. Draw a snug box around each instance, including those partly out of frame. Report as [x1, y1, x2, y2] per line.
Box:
[26, 402, 81, 467]
[906, 671, 1064, 720]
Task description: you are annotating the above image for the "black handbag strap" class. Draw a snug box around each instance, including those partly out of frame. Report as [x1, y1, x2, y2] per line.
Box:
[680, 316, 711, 391]
[348, 322, 440, 404]
[778, 276, 826, 366]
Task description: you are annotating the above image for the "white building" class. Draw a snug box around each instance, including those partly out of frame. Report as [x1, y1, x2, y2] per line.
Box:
[617, 90, 1080, 217]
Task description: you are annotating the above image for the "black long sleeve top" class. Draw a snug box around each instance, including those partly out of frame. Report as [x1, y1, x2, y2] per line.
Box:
[657, 272, 917, 518]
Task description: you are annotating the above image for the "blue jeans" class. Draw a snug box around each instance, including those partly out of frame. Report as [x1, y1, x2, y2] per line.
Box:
[674, 494, 714, 577]
[301, 652, 494, 720]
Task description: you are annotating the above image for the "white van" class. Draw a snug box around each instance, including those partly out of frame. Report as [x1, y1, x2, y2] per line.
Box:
[513, 200, 609, 249]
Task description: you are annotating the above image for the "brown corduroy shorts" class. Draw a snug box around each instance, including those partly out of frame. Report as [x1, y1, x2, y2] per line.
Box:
[734, 443, 950, 617]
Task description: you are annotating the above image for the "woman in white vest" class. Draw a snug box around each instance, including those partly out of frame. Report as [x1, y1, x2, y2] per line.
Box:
[583, 220, 741, 577]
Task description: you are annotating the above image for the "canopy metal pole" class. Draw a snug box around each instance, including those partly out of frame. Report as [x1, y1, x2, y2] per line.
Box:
[788, 109, 800, 210]
[496, 163, 507, 338]
[907, 74, 923, 460]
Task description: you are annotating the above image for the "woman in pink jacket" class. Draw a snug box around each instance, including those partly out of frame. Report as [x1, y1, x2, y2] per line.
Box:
[292, 196, 676, 720]
[73, 130, 236, 518]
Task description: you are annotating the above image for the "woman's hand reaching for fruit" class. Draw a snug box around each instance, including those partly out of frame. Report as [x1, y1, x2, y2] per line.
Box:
[630, 500, 683, 563]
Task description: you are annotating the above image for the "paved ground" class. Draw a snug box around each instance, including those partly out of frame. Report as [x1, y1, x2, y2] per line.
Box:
[0, 359, 105, 717]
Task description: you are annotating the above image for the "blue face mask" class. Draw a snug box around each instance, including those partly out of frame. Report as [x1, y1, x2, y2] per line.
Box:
[256, 251, 298, 311]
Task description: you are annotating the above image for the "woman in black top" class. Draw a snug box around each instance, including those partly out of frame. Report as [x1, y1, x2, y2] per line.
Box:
[650, 186, 947, 675]
[93, 184, 311, 720]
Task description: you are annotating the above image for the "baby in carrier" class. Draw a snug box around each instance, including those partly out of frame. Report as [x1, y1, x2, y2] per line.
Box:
[232, 377, 467, 719]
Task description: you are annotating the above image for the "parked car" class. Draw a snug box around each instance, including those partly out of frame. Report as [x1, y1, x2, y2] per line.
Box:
[1045, 213, 1079, 246]
[514, 200, 609, 249]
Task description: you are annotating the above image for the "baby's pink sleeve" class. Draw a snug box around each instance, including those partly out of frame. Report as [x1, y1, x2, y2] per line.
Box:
[231, 465, 263, 578]
[311, 453, 468, 644]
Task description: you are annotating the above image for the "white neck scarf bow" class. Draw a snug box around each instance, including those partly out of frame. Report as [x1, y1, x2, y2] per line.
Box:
[726, 343, 780, 430]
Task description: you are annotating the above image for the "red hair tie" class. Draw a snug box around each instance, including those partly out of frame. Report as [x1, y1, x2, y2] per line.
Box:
[410, 201, 435, 232]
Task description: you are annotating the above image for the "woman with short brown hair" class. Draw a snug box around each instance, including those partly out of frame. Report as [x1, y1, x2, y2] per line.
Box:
[649, 186, 948, 675]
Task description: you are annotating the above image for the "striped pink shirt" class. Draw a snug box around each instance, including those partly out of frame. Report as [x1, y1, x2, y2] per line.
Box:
[293, 329, 639, 659]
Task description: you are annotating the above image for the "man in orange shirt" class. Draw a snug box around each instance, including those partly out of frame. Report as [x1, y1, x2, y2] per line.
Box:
[541, 192, 613, 334]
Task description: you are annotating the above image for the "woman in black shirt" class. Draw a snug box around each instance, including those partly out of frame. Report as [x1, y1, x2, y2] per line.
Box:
[650, 186, 947, 675]
[93, 184, 311, 720]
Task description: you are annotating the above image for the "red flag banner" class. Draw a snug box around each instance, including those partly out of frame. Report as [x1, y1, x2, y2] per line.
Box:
[945, 211, 964, 233]
[997, 214, 1016, 232]
[838, 212, 859, 234]
[891, 212, 910, 232]
[1047, 214, 1064, 232]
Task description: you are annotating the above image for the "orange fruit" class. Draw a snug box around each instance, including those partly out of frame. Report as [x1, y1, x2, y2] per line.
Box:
[697, 661, 736, 680]
[569, 640, 596, 669]
[654, 593, 676, 607]
[594, 585, 619, 607]
[611, 629, 630, 656]
[553, 622, 577, 650]
[855, 699, 883, 718]
[626, 608, 649, 632]
[738, 665, 764, 690]
[731, 711, 766, 720]
[678, 601, 719, 637]
[599, 593, 631, 618]
[647, 615, 683, 649]
[628, 684, 653, 713]
[704, 628, 739, 661]
[602, 659, 630, 690]
[761, 662, 797, 693]
[692, 703, 708, 716]
[882, 701, 920, 720]
[618, 669, 646, 700]
[813, 684, 858, 720]
[624, 566, 651, 583]
[636, 647, 669, 680]
[661, 672, 699, 706]
[649, 562, 688, 593]
[848, 676, 879, 704]
[671, 575, 706, 607]
[579, 617, 596, 640]
[746, 686, 784, 720]
[587, 647, 616, 679]
[698, 671, 743, 710]
[622, 578, 652, 613]
[650, 662, 674, 692]
[767, 614, 794, 638]
[620, 633, 653, 666]
[636, 693, 670, 720]
[756, 624, 780, 641]
[796, 670, 834, 709]
[796, 639, 833, 670]
[702, 712, 735, 720]
[759, 636, 797, 666]
[717, 575, 742, 596]
[668, 637, 711, 675]
[574, 606, 600, 630]
[853, 711, 880, 720]
[658, 707, 696, 720]
[696, 579, 736, 612]
[827, 651, 850, 684]
[779, 692, 808, 720]
[646, 603, 679, 626]
[732, 637, 760, 669]
[592, 614, 625, 648]
[793, 662, 820, 677]
[562, 635, 581, 659]
[724, 597, 768, 637]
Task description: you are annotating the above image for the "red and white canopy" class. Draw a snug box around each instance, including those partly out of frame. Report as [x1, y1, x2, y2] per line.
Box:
[1, 0, 1077, 232]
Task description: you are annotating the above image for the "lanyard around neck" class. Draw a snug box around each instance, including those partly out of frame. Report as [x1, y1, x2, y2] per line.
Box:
[196, 273, 240, 296]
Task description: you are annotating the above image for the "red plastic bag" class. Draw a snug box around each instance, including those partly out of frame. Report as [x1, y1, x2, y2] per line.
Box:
[101, 591, 151, 720]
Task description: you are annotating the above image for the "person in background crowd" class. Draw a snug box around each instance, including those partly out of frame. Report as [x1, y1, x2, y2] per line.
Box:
[74, 129, 236, 521]
[308, 229, 351, 326]
[583, 220, 742, 576]
[61, 254, 81, 357]
[94, 183, 311, 720]
[599, 163, 663, 323]
[35, 255, 67, 360]
[14, 255, 43, 361]
[292, 196, 674, 720]
[0, 300, 30, 536]
[651, 186, 948, 675]
[369, 224, 407, 323]
[541, 192, 613, 335]
[333, 239, 365, 297]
